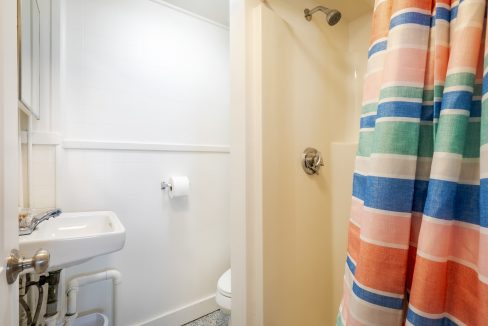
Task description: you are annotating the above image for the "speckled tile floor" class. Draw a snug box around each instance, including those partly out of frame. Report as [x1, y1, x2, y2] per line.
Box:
[182, 310, 229, 326]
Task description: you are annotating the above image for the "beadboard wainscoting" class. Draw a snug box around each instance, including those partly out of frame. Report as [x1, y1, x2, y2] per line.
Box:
[24, 0, 231, 324]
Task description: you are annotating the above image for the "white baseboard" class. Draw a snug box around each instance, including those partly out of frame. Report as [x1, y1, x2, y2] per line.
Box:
[139, 294, 219, 326]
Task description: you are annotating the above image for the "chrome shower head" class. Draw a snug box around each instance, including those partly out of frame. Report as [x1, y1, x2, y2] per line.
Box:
[304, 6, 342, 26]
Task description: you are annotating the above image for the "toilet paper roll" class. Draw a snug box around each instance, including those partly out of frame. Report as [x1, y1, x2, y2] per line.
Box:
[169, 176, 190, 199]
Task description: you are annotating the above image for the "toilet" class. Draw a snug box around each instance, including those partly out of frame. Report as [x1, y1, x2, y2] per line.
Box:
[216, 269, 232, 321]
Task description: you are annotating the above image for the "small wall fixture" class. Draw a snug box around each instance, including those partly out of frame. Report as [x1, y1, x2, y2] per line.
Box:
[302, 148, 324, 175]
[304, 6, 342, 26]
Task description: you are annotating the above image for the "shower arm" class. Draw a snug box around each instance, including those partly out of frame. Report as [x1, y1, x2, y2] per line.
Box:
[304, 6, 331, 21]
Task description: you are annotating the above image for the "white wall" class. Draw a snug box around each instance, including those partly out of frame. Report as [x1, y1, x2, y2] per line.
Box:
[251, 2, 371, 325]
[27, 0, 230, 325]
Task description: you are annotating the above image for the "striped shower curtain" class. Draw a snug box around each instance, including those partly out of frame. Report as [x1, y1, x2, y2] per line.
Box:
[338, 0, 488, 325]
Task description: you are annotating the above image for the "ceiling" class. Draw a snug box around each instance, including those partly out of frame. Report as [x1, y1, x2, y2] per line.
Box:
[159, 0, 373, 27]
[161, 0, 229, 26]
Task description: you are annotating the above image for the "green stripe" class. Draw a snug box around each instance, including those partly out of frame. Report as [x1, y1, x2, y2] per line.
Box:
[434, 85, 444, 97]
[463, 121, 480, 158]
[435, 115, 469, 155]
[374, 121, 419, 156]
[418, 124, 434, 157]
[380, 86, 424, 100]
[362, 103, 377, 114]
[474, 84, 482, 97]
[482, 109, 488, 146]
[423, 89, 434, 102]
[444, 72, 475, 89]
[336, 314, 344, 326]
[357, 131, 374, 157]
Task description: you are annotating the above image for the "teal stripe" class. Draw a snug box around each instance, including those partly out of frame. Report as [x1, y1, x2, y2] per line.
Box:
[374, 121, 420, 156]
[362, 103, 377, 114]
[435, 115, 469, 155]
[444, 72, 475, 88]
[380, 86, 424, 100]
[357, 131, 374, 157]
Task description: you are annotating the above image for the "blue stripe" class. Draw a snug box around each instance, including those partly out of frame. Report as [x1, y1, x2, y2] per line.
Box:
[412, 180, 429, 213]
[368, 40, 387, 58]
[423, 179, 481, 226]
[434, 100, 442, 120]
[346, 256, 356, 275]
[390, 12, 432, 29]
[436, 7, 450, 22]
[365, 176, 415, 213]
[360, 115, 376, 128]
[353, 173, 366, 202]
[451, 5, 458, 20]
[481, 179, 488, 227]
[352, 282, 404, 310]
[441, 91, 473, 111]
[421, 104, 434, 121]
[471, 100, 481, 117]
[483, 73, 488, 95]
[407, 307, 459, 326]
[377, 101, 422, 119]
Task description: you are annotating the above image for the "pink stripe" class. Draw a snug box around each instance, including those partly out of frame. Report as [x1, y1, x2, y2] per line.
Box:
[382, 48, 429, 84]
[477, 230, 488, 277]
[363, 71, 382, 102]
[352, 200, 412, 247]
[417, 219, 484, 272]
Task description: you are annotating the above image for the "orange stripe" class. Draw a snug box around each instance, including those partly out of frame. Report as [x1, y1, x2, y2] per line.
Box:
[410, 260, 488, 325]
[371, 0, 392, 45]
[409, 256, 448, 313]
[348, 222, 360, 263]
[355, 241, 408, 294]
[391, 0, 433, 13]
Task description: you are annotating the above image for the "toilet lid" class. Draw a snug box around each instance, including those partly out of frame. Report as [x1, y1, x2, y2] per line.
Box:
[217, 269, 231, 297]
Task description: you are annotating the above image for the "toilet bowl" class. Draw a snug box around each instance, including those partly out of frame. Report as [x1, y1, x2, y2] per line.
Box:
[216, 269, 232, 317]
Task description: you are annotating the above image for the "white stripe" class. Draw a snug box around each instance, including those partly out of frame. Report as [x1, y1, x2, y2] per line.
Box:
[360, 128, 375, 132]
[376, 117, 420, 123]
[363, 206, 412, 218]
[444, 85, 473, 93]
[423, 215, 481, 232]
[381, 81, 424, 89]
[429, 152, 479, 185]
[481, 145, 488, 179]
[361, 111, 377, 118]
[439, 109, 470, 116]
[360, 235, 410, 250]
[348, 291, 404, 326]
[378, 97, 422, 104]
[447, 66, 477, 75]
[369, 155, 418, 180]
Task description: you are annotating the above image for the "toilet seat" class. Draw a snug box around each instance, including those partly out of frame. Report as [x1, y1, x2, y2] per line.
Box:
[217, 269, 231, 298]
[216, 269, 232, 314]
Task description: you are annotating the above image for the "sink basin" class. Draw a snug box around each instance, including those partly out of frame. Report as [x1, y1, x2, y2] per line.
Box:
[19, 211, 126, 270]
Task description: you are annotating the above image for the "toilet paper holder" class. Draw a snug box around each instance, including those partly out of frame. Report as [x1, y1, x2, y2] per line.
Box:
[161, 181, 173, 191]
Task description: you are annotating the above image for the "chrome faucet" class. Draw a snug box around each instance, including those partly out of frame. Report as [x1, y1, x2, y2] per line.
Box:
[19, 209, 62, 236]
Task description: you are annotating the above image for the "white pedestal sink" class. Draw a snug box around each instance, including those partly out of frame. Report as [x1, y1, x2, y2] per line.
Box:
[19, 211, 126, 271]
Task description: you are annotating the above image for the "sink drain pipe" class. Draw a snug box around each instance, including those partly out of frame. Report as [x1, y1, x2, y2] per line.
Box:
[64, 269, 122, 326]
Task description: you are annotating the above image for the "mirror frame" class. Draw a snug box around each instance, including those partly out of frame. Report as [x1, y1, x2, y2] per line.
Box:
[17, 0, 41, 119]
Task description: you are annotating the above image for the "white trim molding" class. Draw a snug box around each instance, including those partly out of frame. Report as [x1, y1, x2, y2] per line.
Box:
[139, 294, 219, 326]
[62, 139, 231, 153]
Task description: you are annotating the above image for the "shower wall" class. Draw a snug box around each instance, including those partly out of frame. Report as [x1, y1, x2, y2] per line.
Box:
[254, 1, 371, 325]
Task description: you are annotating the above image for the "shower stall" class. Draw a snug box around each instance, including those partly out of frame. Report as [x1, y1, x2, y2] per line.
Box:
[230, 0, 373, 325]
